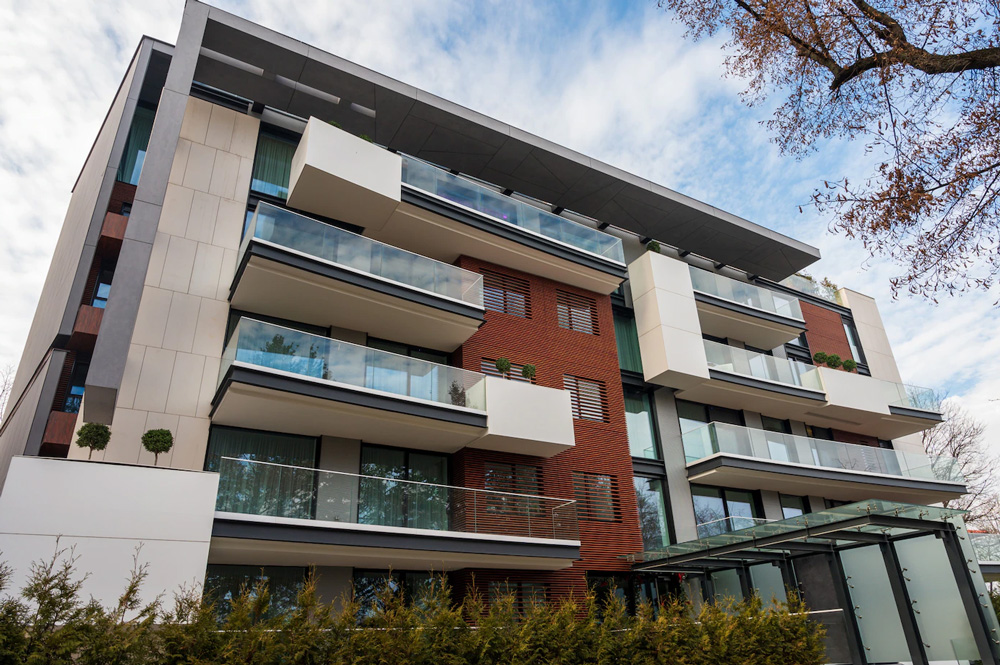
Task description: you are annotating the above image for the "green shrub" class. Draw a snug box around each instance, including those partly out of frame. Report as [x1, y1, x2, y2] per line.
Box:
[521, 364, 536, 381]
[843, 358, 858, 372]
[75, 423, 110, 460]
[141, 429, 174, 466]
[359, 134, 374, 143]
[826, 353, 842, 369]
[646, 240, 661, 254]
[812, 351, 828, 365]
[495, 357, 512, 376]
[0, 551, 827, 665]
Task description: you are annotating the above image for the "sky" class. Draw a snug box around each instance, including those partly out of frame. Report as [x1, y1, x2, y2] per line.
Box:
[1, 0, 997, 451]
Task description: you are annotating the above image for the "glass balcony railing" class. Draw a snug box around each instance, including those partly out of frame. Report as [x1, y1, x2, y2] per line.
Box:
[220, 317, 487, 410]
[682, 422, 965, 483]
[689, 266, 802, 320]
[778, 273, 843, 305]
[400, 155, 625, 264]
[242, 202, 484, 307]
[888, 382, 941, 412]
[703, 339, 824, 391]
[216, 457, 579, 541]
[971, 532, 1000, 562]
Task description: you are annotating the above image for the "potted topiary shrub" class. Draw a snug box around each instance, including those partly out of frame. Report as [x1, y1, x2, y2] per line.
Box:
[521, 364, 537, 381]
[646, 240, 661, 254]
[141, 428, 173, 466]
[842, 358, 857, 372]
[812, 352, 828, 365]
[75, 423, 110, 460]
[448, 380, 467, 407]
[825, 353, 843, 369]
[495, 357, 512, 378]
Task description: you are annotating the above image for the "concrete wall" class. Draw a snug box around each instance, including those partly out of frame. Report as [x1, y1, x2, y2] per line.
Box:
[650, 389, 698, 542]
[0, 456, 217, 608]
[70, 97, 259, 469]
[474, 376, 576, 457]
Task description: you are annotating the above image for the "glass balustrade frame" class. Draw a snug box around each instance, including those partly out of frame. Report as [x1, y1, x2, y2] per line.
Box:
[689, 266, 803, 321]
[702, 339, 824, 392]
[681, 421, 964, 484]
[400, 155, 625, 265]
[215, 456, 580, 541]
[242, 201, 485, 308]
[220, 317, 487, 411]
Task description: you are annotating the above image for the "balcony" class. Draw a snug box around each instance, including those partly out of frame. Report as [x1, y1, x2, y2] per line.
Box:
[212, 318, 575, 457]
[688, 266, 805, 349]
[67, 304, 103, 351]
[778, 273, 844, 305]
[682, 422, 966, 504]
[971, 533, 1000, 581]
[285, 118, 626, 294]
[231, 202, 484, 352]
[209, 458, 580, 571]
[40, 410, 79, 455]
[97, 211, 128, 255]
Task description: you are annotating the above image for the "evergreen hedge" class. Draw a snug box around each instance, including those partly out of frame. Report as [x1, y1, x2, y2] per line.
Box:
[0, 550, 826, 664]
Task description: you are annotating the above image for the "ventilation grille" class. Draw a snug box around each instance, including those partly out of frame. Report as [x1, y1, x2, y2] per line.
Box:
[563, 375, 609, 422]
[572, 472, 619, 521]
[557, 290, 599, 335]
[484, 462, 542, 495]
[482, 269, 531, 318]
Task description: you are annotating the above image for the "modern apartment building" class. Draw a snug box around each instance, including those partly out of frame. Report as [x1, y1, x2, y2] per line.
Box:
[0, 3, 997, 663]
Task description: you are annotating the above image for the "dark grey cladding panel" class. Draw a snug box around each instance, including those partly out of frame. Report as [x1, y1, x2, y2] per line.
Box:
[373, 87, 416, 146]
[194, 57, 294, 109]
[391, 114, 438, 157]
[202, 18, 308, 79]
[555, 168, 627, 213]
[297, 57, 378, 109]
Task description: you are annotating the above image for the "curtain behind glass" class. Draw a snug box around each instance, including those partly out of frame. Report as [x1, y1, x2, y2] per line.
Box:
[613, 312, 643, 373]
[207, 427, 317, 519]
[358, 446, 407, 527]
[624, 391, 658, 459]
[251, 134, 297, 198]
[116, 106, 155, 185]
[407, 453, 449, 530]
[204, 564, 305, 620]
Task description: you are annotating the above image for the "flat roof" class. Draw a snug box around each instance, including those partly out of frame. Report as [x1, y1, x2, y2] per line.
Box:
[185, 1, 820, 281]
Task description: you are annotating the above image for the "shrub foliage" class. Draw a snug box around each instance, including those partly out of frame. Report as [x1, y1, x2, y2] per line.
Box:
[75, 423, 111, 460]
[0, 552, 827, 664]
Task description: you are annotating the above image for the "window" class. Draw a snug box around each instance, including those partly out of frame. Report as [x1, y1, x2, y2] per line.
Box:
[204, 564, 305, 620]
[484, 462, 542, 517]
[353, 570, 433, 620]
[692, 485, 760, 537]
[91, 261, 116, 309]
[358, 445, 449, 530]
[613, 310, 643, 373]
[572, 472, 619, 521]
[788, 331, 809, 348]
[624, 389, 659, 459]
[676, 399, 744, 434]
[489, 581, 547, 612]
[63, 359, 90, 414]
[116, 106, 155, 185]
[805, 424, 833, 440]
[563, 375, 609, 422]
[482, 269, 531, 318]
[842, 320, 866, 364]
[780, 495, 810, 519]
[761, 416, 794, 462]
[634, 476, 671, 550]
[556, 290, 598, 335]
[251, 131, 298, 198]
[366, 338, 450, 402]
[480, 357, 535, 383]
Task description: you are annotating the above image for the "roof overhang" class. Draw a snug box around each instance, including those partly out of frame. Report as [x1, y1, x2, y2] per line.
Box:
[185, 1, 820, 281]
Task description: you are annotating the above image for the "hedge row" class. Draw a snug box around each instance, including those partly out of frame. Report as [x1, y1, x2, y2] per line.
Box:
[0, 549, 826, 665]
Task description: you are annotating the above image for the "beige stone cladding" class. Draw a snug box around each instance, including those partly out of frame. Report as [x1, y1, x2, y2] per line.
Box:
[69, 97, 259, 469]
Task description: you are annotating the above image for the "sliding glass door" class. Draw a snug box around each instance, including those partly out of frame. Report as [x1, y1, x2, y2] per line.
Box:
[358, 445, 449, 530]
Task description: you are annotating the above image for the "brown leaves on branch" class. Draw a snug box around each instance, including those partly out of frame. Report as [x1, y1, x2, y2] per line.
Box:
[657, 0, 1000, 299]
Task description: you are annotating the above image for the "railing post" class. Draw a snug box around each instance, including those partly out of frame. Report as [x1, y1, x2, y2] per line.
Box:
[473, 491, 478, 534]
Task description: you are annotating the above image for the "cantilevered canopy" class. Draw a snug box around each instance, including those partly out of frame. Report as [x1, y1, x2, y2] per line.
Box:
[630, 500, 967, 572]
[187, 1, 820, 281]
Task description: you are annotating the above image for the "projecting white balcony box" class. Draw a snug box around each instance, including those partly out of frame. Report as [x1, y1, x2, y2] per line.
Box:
[209, 458, 580, 572]
[688, 265, 805, 349]
[682, 422, 965, 504]
[284, 118, 626, 294]
[211, 318, 574, 458]
[231, 202, 484, 352]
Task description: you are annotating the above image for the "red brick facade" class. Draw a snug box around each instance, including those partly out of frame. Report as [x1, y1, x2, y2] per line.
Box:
[800, 301, 855, 365]
[450, 257, 642, 601]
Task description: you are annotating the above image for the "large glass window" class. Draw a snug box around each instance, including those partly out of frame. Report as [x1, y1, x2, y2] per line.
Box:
[366, 338, 449, 402]
[633, 476, 671, 551]
[251, 131, 298, 198]
[63, 359, 90, 414]
[676, 399, 744, 434]
[204, 564, 305, 620]
[761, 416, 793, 462]
[842, 320, 866, 364]
[613, 310, 643, 374]
[358, 445, 449, 530]
[624, 389, 659, 459]
[692, 485, 760, 537]
[91, 260, 116, 309]
[779, 494, 809, 519]
[116, 106, 155, 185]
[354, 570, 433, 620]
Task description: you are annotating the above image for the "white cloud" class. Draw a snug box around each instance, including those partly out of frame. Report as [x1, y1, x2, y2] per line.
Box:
[1, 0, 996, 456]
